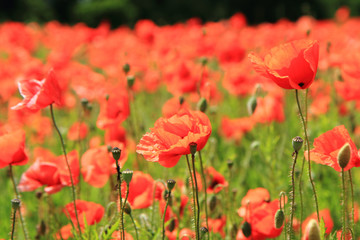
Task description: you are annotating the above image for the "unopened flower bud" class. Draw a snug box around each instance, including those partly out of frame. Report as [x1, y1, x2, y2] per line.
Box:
[189, 142, 197, 155]
[208, 194, 217, 211]
[337, 143, 351, 169]
[292, 136, 304, 152]
[167, 218, 176, 232]
[127, 75, 135, 88]
[11, 199, 20, 210]
[122, 169, 133, 185]
[124, 202, 132, 215]
[247, 96, 257, 115]
[179, 96, 185, 105]
[241, 221, 252, 238]
[122, 63, 130, 74]
[167, 179, 176, 191]
[306, 219, 321, 240]
[80, 98, 89, 109]
[227, 159, 234, 170]
[200, 57, 208, 66]
[274, 209, 285, 228]
[197, 97, 207, 113]
[105, 94, 110, 101]
[111, 147, 121, 161]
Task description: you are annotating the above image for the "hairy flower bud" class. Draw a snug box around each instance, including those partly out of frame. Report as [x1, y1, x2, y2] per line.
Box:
[274, 209, 285, 229]
[337, 143, 351, 169]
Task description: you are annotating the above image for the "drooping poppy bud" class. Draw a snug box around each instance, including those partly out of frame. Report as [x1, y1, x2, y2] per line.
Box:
[241, 221, 251, 237]
[337, 143, 351, 169]
[274, 209, 285, 229]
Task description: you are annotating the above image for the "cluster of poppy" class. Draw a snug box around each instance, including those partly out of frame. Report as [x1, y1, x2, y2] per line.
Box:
[1, 5, 360, 240]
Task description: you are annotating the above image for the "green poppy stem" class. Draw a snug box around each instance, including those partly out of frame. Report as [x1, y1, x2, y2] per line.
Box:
[186, 154, 199, 240]
[289, 151, 298, 239]
[198, 151, 209, 240]
[294, 89, 320, 222]
[162, 190, 171, 240]
[49, 104, 82, 237]
[348, 170, 355, 239]
[341, 168, 346, 240]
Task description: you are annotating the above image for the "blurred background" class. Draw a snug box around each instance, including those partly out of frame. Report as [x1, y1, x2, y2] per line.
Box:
[0, 0, 360, 27]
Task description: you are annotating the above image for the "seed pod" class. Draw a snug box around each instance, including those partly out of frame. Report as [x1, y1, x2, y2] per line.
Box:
[111, 147, 121, 161]
[122, 169, 133, 185]
[11, 199, 20, 210]
[241, 221, 251, 238]
[274, 209, 285, 228]
[167, 179, 176, 191]
[292, 136, 304, 152]
[189, 142, 197, 155]
[337, 143, 351, 169]
[127, 75, 135, 88]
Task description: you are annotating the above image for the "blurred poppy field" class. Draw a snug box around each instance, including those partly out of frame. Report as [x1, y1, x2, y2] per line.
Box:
[1, 6, 360, 240]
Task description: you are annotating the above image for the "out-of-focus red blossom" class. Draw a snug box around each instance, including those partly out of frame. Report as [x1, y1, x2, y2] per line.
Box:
[207, 216, 226, 237]
[205, 166, 228, 194]
[121, 171, 164, 209]
[166, 228, 195, 240]
[237, 188, 271, 218]
[302, 209, 334, 236]
[11, 69, 62, 111]
[251, 93, 285, 123]
[67, 122, 88, 141]
[63, 200, 104, 227]
[57, 224, 73, 240]
[305, 125, 360, 172]
[96, 90, 130, 129]
[236, 199, 282, 240]
[136, 109, 212, 168]
[18, 149, 79, 194]
[336, 230, 352, 240]
[111, 231, 134, 240]
[335, 6, 350, 23]
[162, 97, 190, 118]
[309, 80, 331, 116]
[104, 125, 127, 145]
[0, 129, 28, 168]
[220, 116, 254, 142]
[81, 141, 127, 188]
[159, 198, 178, 229]
[249, 39, 319, 89]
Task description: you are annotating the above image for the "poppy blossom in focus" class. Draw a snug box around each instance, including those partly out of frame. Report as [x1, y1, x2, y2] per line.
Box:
[248, 39, 319, 89]
[11, 69, 62, 111]
[63, 200, 104, 227]
[0, 129, 28, 168]
[305, 125, 360, 171]
[136, 109, 212, 168]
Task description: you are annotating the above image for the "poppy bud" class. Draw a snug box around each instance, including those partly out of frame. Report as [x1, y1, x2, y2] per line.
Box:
[11, 199, 20, 210]
[80, 98, 89, 109]
[189, 142, 197, 155]
[37, 220, 46, 236]
[179, 96, 185, 105]
[167, 179, 176, 191]
[337, 143, 351, 169]
[200, 226, 209, 239]
[105, 94, 110, 101]
[200, 57, 208, 66]
[208, 194, 217, 211]
[274, 209, 285, 228]
[227, 159, 234, 170]
[247, 96, 257, 115]
[122, 169, 133, 185]
[35, 190, 43, 199]
[292, 136, 304, 152]
[167, 218, 176, 232]
[124, 202, 132, 215]
[111, 147, 121, 161]
[123, 63, 130, 74]
[127, 75, 135, 88]
[197, 97, 207, 113]
[306, 219, 321, 240]
[241, 221, 252, 237]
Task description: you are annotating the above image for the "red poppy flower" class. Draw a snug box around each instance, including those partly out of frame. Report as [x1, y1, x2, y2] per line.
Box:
[63, 200, 104, 227]
[248, 39, 319, 89]
[67, 122, 88, 141]
[18, 149, 79, 194]
[162, 97, 190, 118]
[11, 69, 62, 111]
[302, 209, 334, 236]
[0, 129, 28, 168]
[121, 171, 164, 209]
[136, 109, 212, 168]
[237, 188, 271, 218]
[205, 166, 228, 194]
[251, 93, 285, 124]
[207, 216, 226, 238]
[305, 125, 360, 172]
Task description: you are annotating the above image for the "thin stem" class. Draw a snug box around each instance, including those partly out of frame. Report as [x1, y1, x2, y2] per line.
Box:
[162, 191, 171, 240]
[186, 154, 198, 240]
[11, 209, 17, 240]
[9, 165, 29, 240]
[114, 159, 123, 240]
[192, 153, 201, 240]
[151, 180, 166, 231]
[122, 185, 130, 240]
[298, 156, 305, 239]
[295, 90, 320, 222]
[130, 213, 139, 240]
[348, 170, 355, 239]
[341, 169, 346, 240]
[49, 104, 82, 237]
[289, 151, 298, 240]
[198, 151, 209, 240]
[280, 192, 287, 240]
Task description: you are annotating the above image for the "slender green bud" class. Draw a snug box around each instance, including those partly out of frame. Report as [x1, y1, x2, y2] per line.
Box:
[274, 209, 285, 228]
[122, 169, 133, 185]
[208, 194, 217, 211]
[123, 63, 130, 74]
[167, 179, 176, 191]
[200, 57, 208, 66]
[167, 218, 176, 232]
[124, 202, 132, 215]
[127, 75, 135, 88]
[241, 221, 251, 237]
[197, 97, 207, 112]
[292, 136, 304, 152]
[189, 142, 197, 155]
[306, 219, 321, 240]
[111, 147, 121, 161]
[227, 159, 234, 170]
[337, 143, 351, 169]
[247, 96, 257, 115]
[11, 199, 20, 210]
[179, 96, 185, 105]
